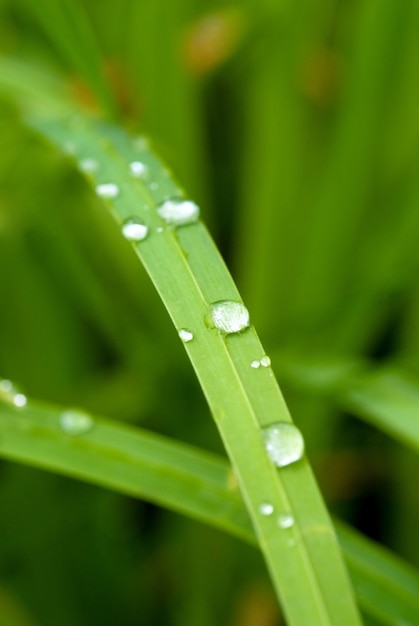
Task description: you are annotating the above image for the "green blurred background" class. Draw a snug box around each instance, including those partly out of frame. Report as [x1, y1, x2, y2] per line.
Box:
[0, 1, 419, 624]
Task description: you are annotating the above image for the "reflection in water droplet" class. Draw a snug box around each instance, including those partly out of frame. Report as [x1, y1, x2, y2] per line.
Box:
[259, 503, 274, 516]
[129, 161, 148, 178]
[210, 301, 250, 334]
[157, 199, 200, 226]
[96, 183, 120, 199]
[121, 218, 148, 242]
[260, 355, 271, 368]
[13, 393, 27, 408]
[178, 329, 194, 343]
[79, 158, 98, 173]
[251, 360, 261, 369]
[59, 410, 94, 435]
[262, 422, 305, 468]
[277, 513, 294, 529]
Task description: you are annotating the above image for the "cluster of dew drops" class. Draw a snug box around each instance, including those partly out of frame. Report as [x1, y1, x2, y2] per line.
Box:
[71, 135, 306, 528]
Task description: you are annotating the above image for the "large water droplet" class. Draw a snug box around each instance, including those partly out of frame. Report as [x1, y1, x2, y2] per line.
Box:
[79, 157, 98, 173]
[121, 218, 148, 242]
[178, 329, 194, 343]
[259, 502, 274, 516]
[96, 183, 120, 199]
[250, 360, 261, 369]
[262, 422, 305, 468]
[157, 199, 200, 225]
[59, 410, 94, 435]
[210, 301, 250, 334]
[277, 513, 294, 529]
[129, 161, 148, 178]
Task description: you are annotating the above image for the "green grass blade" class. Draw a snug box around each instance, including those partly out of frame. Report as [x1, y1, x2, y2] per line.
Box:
[17, 0, 115, 115]
[0, 58, 361, 624]
[1, 398, 418, 625]
[30, 115, 360, 625]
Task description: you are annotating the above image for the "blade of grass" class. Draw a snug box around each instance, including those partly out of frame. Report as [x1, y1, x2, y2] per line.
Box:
[0, 398, 418, 625]
[17, 0, 115, 115]
[0, 59, 361, 625]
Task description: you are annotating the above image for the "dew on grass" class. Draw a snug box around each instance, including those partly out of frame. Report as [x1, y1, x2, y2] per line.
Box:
[121, 218, 148, 242]
[129, 161, 148, 178]
[0, 379, 27, 408]
[178, 329, 194, 343]
[59, 410, 94, 435]
[262, 422, 305, 468]
[96, 183, 120, 199]
[210, 301, 250, 334]
[79, 158, 98, 173]
[259, 502, 274, 516]
[157, 199, 200, 226]
[251, 360, 261, 369]
[260, 355, 271, 368]
[277, 513, 294, 529]
[13, 393, 27, 408]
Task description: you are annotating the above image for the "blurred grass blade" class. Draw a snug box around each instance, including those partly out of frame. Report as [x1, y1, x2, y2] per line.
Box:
[342, 369, 419, 450]
[0, 57, 361, 625]
[0, 399, 418, 625]
[18, 0, 115, 115]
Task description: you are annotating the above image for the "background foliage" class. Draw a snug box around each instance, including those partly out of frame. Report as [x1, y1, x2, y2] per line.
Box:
[1, 0, 419, 624]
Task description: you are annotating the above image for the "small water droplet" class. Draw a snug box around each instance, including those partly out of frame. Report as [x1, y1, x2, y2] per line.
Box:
[156, 227, 164, 233]
[129, 161, 148, 178]
[150, 182, 159, 191]
[79, 157, 98, 173]
[96, 183, 120, 199]
[260, 355, 271, 368]
[62, 141, 76, 155]
[133, 136, 149, 150]
[262, 422, 305, 468]
[251, 360, 261, 369]
[13, 393, 27, 408]
[259, 502, 274, 516]
[210, 301, 250, 334]
[59, 410, 94, 435]
[178, 329, 194, 343]
[0, 379, 13, 393]
[157, 199, 200, 226]
[121, 218, 148, 242]
[277, 513, 294, 529]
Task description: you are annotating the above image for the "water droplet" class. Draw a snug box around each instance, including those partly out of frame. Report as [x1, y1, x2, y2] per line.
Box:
[259, 502, 274, 516]
[210, 301, 250, 334]
[0, 379, 13, 393]
[121, 217, 148, 242]
[156, 227, 164, 233]
[129, 161, 148, 178]
[59, 410, 94, 435]
[277, 513, 294, 529]
[178, 329, 194, 343]
[62, 141, 76, 155]
[79, 157, 98, 173]
[13, 393, 27, 408]
[157, 199, 200, 226]
[262, 422, 305, 468]
[150, 182, 159, 191]
[251, 360, 261, 369]
[260, 355, 271, 368]
[133, 136, 149, 150]
[96, 183, 120, 199]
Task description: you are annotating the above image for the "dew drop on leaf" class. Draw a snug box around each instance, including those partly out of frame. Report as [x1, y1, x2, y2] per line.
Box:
[210, 301, 250, 334]
[121, 217, 148, 242]
[262, 422, 305, 468]
[259, 502, 274, 516]
[178, 329, 194, 343]
[129, 161, 148, 178]
[277, 513, 294, 529]
[157, 199, 200, 226]
[59, 410, 94, 435]
[96, 183, 120, 199]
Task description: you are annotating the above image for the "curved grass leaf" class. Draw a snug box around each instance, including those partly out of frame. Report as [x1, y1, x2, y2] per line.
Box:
[0, 57, 361, 625]
[0, 399, 418, 625]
